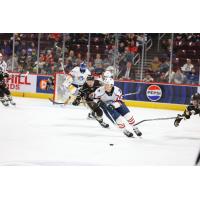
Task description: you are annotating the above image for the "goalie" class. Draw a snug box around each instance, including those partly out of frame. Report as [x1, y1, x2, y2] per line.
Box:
[174, 93, 200, 127]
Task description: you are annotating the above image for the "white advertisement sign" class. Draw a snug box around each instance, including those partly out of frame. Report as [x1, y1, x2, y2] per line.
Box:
[7, 73, 37, 93]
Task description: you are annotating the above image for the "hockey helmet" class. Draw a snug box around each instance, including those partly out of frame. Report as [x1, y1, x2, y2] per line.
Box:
[103, 70, 113, 79]
[80, 62, 87, 73]
[191, 93, 200, 101]
[104, 77, 114, 85]
[86, 75, 94, 81]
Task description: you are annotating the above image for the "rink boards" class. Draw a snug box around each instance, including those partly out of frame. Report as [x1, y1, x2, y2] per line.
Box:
[8, 73, 200, 111]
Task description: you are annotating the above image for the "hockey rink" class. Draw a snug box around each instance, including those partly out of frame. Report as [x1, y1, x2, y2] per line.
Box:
[0, 97, 200, 166]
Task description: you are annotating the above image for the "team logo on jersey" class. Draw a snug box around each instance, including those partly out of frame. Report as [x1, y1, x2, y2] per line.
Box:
[146, 85, 162, 101]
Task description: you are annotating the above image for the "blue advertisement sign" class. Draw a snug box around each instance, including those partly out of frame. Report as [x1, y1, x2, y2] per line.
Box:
[115, 81, 198, 105]
[36, 75, 54, 94]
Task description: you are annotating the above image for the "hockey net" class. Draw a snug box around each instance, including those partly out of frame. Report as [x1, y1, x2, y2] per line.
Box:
[53, 73, 78, 104]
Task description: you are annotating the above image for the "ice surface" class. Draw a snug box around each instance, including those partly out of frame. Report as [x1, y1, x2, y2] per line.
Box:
[0, 97, 199, 165]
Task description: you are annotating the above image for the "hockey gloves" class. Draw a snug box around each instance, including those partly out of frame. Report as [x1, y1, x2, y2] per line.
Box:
[174, 114, 183, 127]
[72, 98, 80, 106]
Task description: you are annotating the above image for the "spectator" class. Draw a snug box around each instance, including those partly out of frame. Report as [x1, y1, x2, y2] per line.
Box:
[31, 48, 37, 63]
[181, 59, 194, 73]
[87, 61, 95, 73]
[36, 56, 46, 74]
[157, 72, 168, 83]
[65, 58, 73, 72]
[149, 56, 161, 73]
[187, 68, 199, 84]
[75, 53, 82, 66]
[17, 64, 24, 73]
[170, 68, 186, 84]
[26, 56, 34, 71]
[67, 50, 76, 65]
[119, 46, 134, 64]
[143, 73, 154, 82]
[159, 59, 170, 74]
[118, 61, 135, 80]
[102, 55, 111, 68]
[6, 54, 18, 72]
[118, 42, 125, 54]
[18, 49, 27, 68]
[94, 53, 103, 68]
[128, 40, 138, 55]
[2, 40, 12, 56]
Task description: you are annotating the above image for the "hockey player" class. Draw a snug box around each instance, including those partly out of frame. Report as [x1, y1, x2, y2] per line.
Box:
[72, 75, 109, 128]
[69, 62, 91, 88]
[0, 67, 16, 106]
[174, 93, 200, 127]
[0, 53, 7, 73]
[94, 77, 142, 137]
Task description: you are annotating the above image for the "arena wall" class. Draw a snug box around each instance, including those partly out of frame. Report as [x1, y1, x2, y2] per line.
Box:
[9, 73, 200, 111]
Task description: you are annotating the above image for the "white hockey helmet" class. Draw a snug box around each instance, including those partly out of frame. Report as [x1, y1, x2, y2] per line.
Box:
[104, 77, 114, 85]
[103, 70, 113, 79]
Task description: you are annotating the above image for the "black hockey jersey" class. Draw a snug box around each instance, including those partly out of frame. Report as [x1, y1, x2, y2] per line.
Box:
[0, 72, 9, 86]
[77, 80, 101, 101]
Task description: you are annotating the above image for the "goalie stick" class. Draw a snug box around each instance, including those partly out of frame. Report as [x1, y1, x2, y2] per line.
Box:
[49, 96, 71, 105]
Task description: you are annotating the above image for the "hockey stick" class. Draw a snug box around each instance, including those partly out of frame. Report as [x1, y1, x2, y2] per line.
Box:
[133, 116, 180, 126]
[49, 96, 71, 105]
[195, 149, 200, 166]
[122, 86, 141, 97]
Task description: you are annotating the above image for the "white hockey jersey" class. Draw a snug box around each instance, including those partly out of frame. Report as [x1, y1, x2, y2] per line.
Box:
[0, 61, 7, 72]
[69, 66, 91, 86]
[94, 86, 123, 105]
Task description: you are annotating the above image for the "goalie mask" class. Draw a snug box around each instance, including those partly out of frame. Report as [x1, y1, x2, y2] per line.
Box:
[80, 62, 87, 73]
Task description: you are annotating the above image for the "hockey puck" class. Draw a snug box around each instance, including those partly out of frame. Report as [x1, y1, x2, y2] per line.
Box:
[109, 144, 114, 146]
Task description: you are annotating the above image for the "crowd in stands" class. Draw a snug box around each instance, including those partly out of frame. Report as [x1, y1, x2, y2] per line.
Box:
[0, 33, 199, 85]
[144, 33, 200, 84]
[0, 33, 142, 77]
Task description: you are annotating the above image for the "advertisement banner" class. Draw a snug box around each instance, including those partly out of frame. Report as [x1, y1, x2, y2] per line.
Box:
[36, 75, 54, 94]
[7, 73, 37, 93]
[115, 81, 198, 105]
